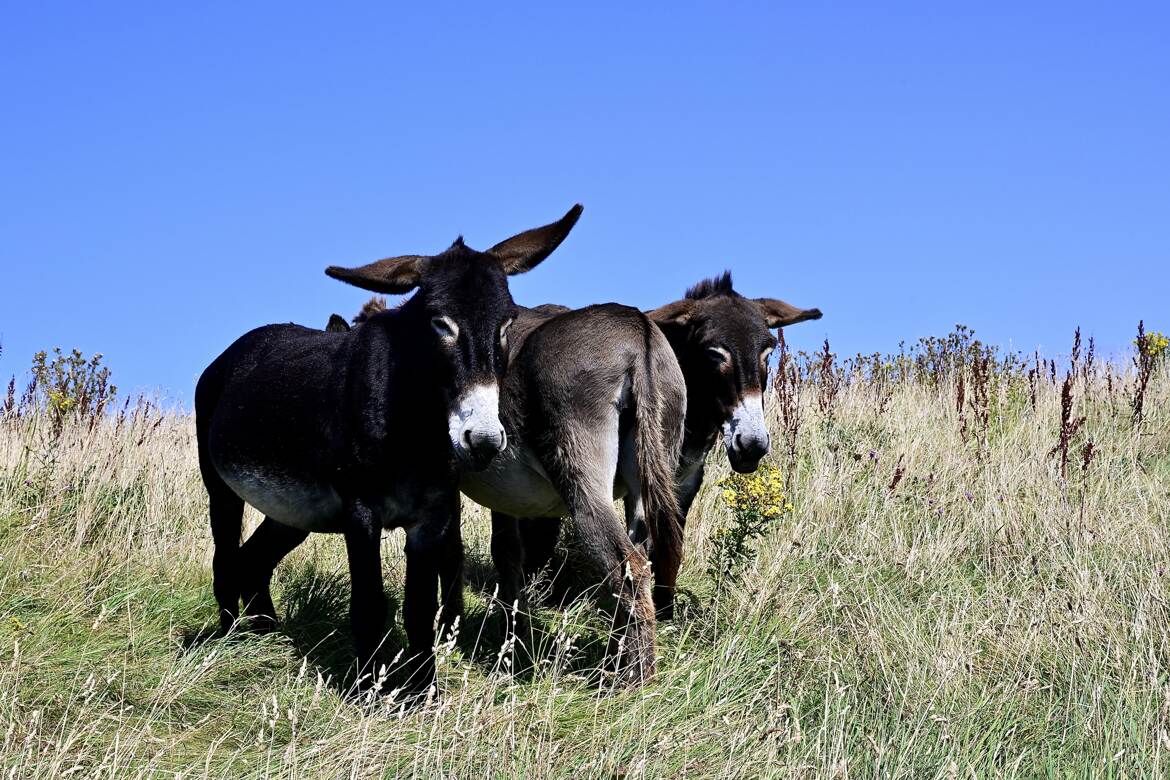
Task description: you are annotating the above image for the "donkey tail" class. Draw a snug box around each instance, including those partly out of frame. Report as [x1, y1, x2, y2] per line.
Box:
[629, 315, 686, 589]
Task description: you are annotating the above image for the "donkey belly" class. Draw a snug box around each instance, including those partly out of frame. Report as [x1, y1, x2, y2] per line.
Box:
[217, 460, 344, 533]
[460, 443, 568, 518]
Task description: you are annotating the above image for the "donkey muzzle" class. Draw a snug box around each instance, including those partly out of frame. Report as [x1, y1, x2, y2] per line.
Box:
[723, 392, 770, 473]
[449, 383, 507, 471]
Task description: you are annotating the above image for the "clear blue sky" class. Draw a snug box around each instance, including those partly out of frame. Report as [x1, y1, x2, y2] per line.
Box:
[2, 3, 1166, 402]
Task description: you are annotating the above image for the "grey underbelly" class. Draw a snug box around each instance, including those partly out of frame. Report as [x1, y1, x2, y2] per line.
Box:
[460, 443, 632, 518]
[460, 443, 568, 517]
[218, 463, 344, 533]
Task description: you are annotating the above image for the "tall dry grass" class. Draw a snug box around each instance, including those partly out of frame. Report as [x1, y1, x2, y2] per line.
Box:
[0, 328, 1167, 778]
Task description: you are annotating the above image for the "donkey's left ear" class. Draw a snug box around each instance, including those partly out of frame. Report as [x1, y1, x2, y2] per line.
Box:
[489, 204, 584, 275]
[755, 298, 823, 328]
[325, 314, 351, 333]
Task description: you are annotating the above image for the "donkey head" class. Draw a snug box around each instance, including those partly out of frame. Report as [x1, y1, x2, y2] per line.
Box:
[649, 271, 822, 473]
[325, 204, 583, 470]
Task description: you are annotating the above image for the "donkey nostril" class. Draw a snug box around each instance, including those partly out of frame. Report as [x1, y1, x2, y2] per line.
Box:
[734, 433, 743, 451]
[463, 429, 473, 448]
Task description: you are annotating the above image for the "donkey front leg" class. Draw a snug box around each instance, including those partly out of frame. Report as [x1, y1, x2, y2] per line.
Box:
[517, 515, 562, 579]
[647, 461, 706, 620]
[403, 525, 444, 695]
[342, 499, 388, 687]
[436, 495, 464, 641]
[623, 487, 683, 621]
[490, 511, 529, 636]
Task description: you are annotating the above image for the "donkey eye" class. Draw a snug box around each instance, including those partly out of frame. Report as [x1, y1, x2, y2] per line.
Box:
[761, 347, 774, 363]
[431, 316, 459, 343]
[705, 346, 731, 365]
[499, 318, 514, 344]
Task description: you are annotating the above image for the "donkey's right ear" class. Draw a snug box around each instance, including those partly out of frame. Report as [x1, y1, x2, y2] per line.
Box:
[646, 299, 695, 327]
[488, 204, 583, 276]
[325, 255, 429, 294]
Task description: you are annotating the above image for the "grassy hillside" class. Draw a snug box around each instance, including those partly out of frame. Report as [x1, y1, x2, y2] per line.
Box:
[1, 332, 1167, 778]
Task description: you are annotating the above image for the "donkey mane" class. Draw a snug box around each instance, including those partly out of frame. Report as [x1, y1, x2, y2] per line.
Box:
[353, 296, 389, 325]
[684, 271, 736, 300]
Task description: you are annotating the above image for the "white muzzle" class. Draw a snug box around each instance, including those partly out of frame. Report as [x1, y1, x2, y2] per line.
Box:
[448, 383, 507, 469]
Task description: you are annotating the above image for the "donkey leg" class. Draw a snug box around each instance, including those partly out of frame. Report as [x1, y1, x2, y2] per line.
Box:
[491, 511, 529, 636]
[403, 528, 442, 694]
[677, 463, 705, 528]
[239, 517, 309, 632]
[622, 488, 676, 619]
[528, 391, 657, 682]
[647, 461, 705, 621]
[572, 497, 657, 684]
[436, 496, 464, 643]
[342, 499, 387, 687]
[206, 479, 245, 634]
[517, 515, 562, 578]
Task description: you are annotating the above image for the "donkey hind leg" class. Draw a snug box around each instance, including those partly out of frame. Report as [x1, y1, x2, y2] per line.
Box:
[238, 517, 309, 632]
[543, 435, 656, 682]
[203, 472, 245, 634]
[570, 493, 656, 684]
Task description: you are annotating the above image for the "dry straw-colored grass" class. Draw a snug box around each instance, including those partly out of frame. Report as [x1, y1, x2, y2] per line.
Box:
[0, 332, 1167, 778]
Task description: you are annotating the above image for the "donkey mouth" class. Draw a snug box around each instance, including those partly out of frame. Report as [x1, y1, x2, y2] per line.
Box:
[451, 442, 503, 472]
[727, 450, 765, 474]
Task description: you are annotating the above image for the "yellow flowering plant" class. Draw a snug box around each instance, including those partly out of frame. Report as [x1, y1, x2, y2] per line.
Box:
[709, 463, 792, 590]
[1136, 330, 1169, 361]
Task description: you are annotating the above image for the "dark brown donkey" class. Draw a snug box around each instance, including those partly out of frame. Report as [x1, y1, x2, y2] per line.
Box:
[503, 272, 822, 619]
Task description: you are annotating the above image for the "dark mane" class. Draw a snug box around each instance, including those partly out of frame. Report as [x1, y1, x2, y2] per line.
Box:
[684, 271, 735, 300]
[353, 296, 389, 324]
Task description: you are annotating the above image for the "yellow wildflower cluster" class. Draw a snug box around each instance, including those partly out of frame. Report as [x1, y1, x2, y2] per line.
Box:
[1137, 331, 1169, 359]
[47, 390, 78, 413]
[718, 463, 793, 518]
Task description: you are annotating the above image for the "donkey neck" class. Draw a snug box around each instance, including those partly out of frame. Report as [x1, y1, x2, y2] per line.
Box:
[352, 302, 453, 450]
[656, 325, 726, 462]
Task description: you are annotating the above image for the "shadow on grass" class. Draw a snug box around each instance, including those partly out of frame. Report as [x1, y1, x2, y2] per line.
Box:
[455, 547, 623, 684]
[176, 566, 404, 696]
[178, 546, 676, 696]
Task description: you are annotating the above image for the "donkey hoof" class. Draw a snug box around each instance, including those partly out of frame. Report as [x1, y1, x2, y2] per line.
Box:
[244, 614, 279, 634]
[606, 641, 656, 686]
[614, 659, 655, 687]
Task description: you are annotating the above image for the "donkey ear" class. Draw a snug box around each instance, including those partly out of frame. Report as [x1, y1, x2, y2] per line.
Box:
[646, 299, 695, 326]
[488, 204, 583, 275]
[325, 314, 351, 333]
[754, 298, 823, 328]
[325, 255, 428, 294]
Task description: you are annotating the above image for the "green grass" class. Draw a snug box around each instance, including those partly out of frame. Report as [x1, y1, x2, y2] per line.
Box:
[0, 358, 1167, 778]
